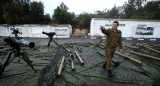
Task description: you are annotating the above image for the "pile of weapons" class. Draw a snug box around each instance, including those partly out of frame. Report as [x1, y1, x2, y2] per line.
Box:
[58, 44, 84, 76]
[0, 30, 58, 76]
[89, 40, 160, 66]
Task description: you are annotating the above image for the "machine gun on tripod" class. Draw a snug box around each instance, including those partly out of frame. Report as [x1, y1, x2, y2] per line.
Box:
[0, 37, 37, 77]
[42, 31, 59, 48]
[10, 27, 22, 40]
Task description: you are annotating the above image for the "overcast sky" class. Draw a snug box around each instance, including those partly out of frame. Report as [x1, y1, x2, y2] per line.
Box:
[32, 0, 128, 15]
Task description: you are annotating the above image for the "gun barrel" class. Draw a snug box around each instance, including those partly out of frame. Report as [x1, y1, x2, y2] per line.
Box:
[137, 43, 160, 54]
[75, 51, 84, 65]
[67, 44, 73, 48]
[124, 45, 137, 49]
[93, 39, 102, 48]
[58, 56, 65, 76]
[69, 53, 75, 70]
[63, 45, 71, 52]
[16, 39, 35, 48]
[70, 57, 75, 70]
[42, 31, 56, 36]
[115, 51, 142, 65]
[89, 42, 96, 45]
[130, 51, 160, 61]
[3, 37, 35, 48]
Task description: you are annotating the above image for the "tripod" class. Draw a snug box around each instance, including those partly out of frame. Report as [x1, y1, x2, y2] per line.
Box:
[0, 47, 37, 77]
[12, 29, 22, 40]
[47, 35, 59, 48]
[14, 33, 21, 40]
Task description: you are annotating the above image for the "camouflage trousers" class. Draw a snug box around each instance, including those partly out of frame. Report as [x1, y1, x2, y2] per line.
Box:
[105, 48, 115, 70]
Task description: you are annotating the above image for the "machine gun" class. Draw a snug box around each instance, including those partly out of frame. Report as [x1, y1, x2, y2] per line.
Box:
[0, 37, 37, 77]
[42, 31, 59, 48]
[11, 28, 22, 40]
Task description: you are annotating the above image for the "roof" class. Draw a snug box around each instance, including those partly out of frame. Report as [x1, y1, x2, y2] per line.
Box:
[92, 18, 160, 22]
[0, 24, 71, 27]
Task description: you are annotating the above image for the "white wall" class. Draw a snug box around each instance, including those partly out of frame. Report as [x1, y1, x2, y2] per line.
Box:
[68, 25, 72, 37]
[90, 18, 160, 38]
[0, 26, 9, 36]
[0, 24, 72, 38]
[31, 25, 44, 38]
[21, 26, 32, 37]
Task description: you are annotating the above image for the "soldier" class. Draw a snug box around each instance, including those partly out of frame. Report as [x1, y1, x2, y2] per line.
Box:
[99, 21, 124, 78]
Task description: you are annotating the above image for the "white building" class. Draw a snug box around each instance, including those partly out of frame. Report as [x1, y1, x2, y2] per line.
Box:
[90, 18, 160, 38]
[0, 24, 72, 38]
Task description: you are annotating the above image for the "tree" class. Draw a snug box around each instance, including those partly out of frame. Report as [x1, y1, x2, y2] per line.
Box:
[53, 2, 73, 24]
[0, 4, 6, 24]
[78, 13, 91, 28]
[134, 0, 146, 18]
[108, 5, 119, 18]
[121, 0, 148, 19]
[30, 1, 44, 23]
[1, 0, 13, 4]
[60, 2, 68, 11]
[22, 3, 30, 23]
[143, 1, 160, 19]
[44, 13, 52, 23]
[0, 0, 47, 24]
[2, 2, 25, 24]
[0, 0, 14, 24]
[123, 0, 136, 18]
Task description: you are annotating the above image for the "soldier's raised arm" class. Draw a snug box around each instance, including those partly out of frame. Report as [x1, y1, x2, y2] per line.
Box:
[99, 26, 109, 35]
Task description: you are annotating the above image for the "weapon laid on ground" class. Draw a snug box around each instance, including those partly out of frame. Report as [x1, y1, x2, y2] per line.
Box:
[151, 44, 160, 47]
[96, 44, 142, 65]
[115, 51, 142, 65]
[89, 41, 104, 57]
[58, 56, 65, 76]
[91, 41, 122, 66]
[97, 51, 120, 66]
[0, 37, 37, 76]
[62, 45, 71, 53]
[89, 41, 96, 45]
[93, 39, 102, 48]
[130, 51, 160, 61]
[75, 51, 84, 65]
[69, 53, 75, 70]
[67, 44, 73, 48]
[124, 45, 137, 49]
[136, 43, 160, 54]
[90, 41, 104, 49]
[42, 31, 59, 48]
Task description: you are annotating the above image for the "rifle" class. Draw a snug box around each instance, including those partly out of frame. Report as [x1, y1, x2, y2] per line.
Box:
[42, 31, 59, 49]
[0, 37, 37, 77]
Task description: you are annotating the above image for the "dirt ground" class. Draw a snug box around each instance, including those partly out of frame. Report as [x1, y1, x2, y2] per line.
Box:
[0, 37, 160, 86]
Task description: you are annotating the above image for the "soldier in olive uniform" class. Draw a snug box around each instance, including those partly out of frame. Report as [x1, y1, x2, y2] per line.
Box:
[99, 21, 124, 78]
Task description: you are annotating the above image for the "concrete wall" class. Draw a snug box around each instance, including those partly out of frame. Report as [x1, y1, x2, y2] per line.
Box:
[90, 18, 160, 38]
[0, 24, 72, 38]
[0, 26, 9, 36]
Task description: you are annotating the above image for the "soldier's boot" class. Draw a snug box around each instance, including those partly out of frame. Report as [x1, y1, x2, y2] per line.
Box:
[108, 70, 114, 78]
[102, 63, 106, 69]
[113, 61, 119, 67]
[0, 63, 2, 69]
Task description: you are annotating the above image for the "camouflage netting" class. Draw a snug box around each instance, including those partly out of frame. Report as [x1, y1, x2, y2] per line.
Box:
[0, 43, 57, 86]
[37, 42, 160, 86]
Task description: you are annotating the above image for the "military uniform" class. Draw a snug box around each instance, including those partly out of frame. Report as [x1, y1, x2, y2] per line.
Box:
[101, 28, 123, 70]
